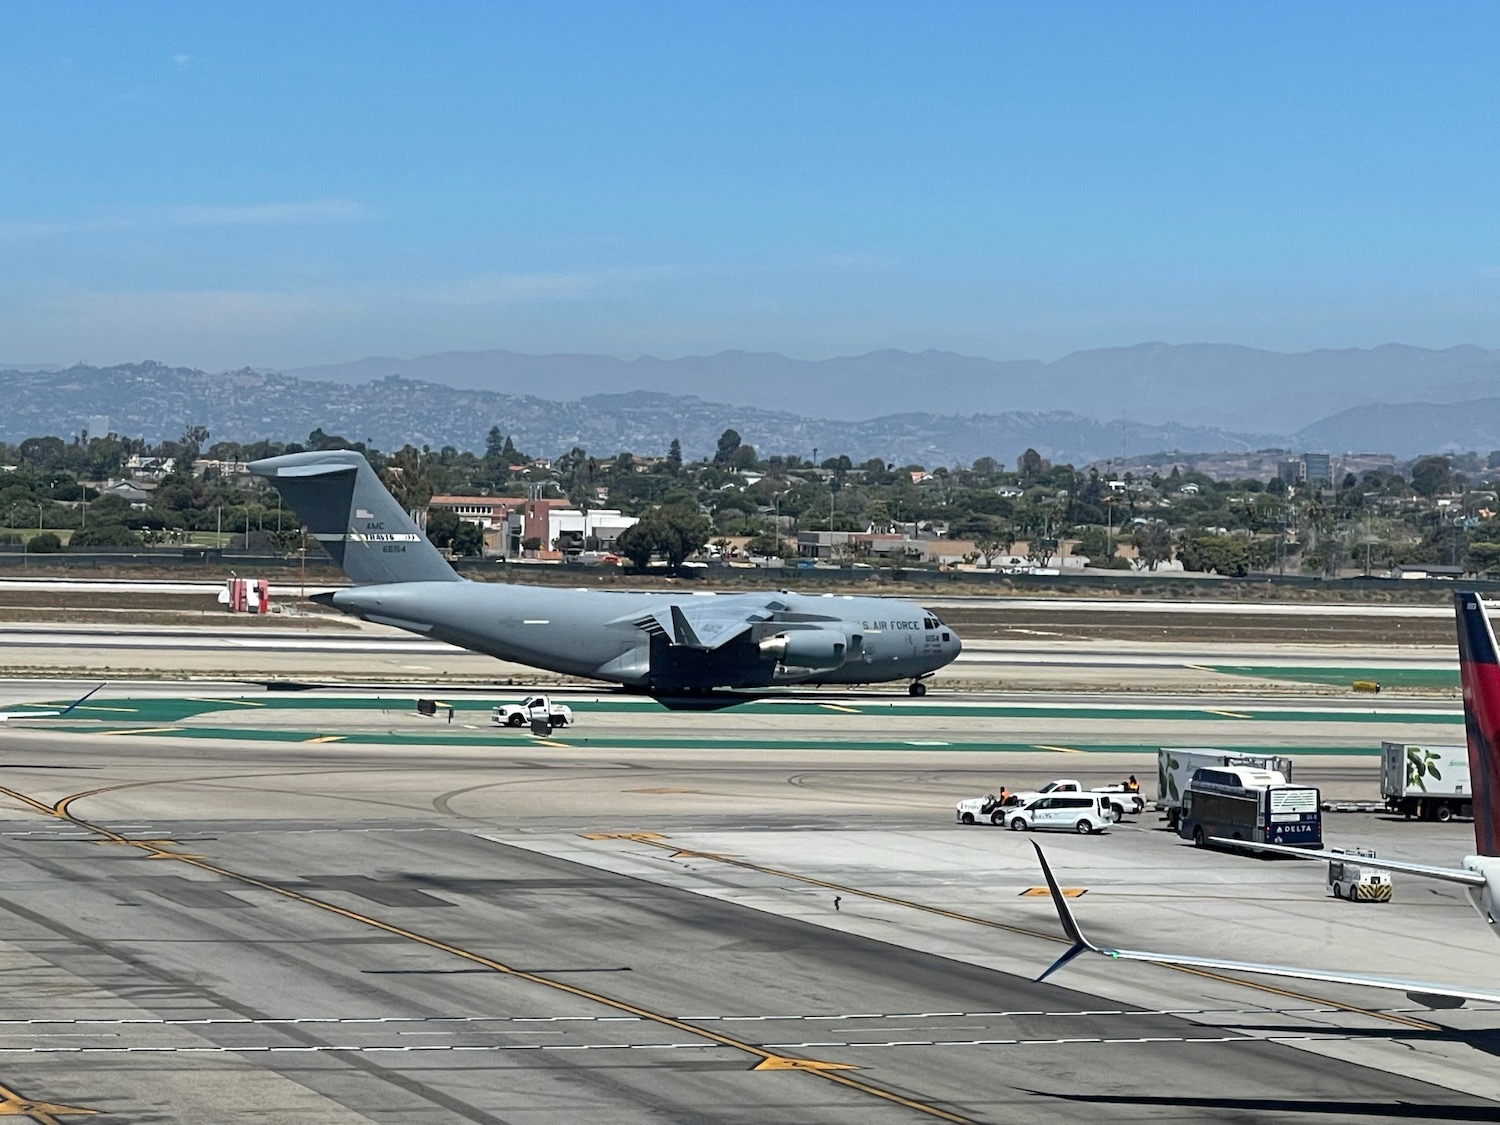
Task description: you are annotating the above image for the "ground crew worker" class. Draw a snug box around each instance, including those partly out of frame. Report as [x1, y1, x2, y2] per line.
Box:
[1125, 775, 1140, 793]
[998, 786, 1009, 804]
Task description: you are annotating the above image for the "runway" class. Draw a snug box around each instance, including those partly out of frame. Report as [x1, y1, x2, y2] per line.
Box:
[0, 624, 1461, 701]
[0, 577, 1463, 617]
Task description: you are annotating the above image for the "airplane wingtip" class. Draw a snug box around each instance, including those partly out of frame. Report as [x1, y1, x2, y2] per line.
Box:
[1032, 843, 1098, 983]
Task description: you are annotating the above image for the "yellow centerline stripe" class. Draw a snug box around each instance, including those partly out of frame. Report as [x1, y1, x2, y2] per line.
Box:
[0, 783, 972, 1125]
[618, 837, 1438, 1034]
[1032, 743, 1082, 754]
[186, 696, 266, 707]
[96, 727, 178, 737]
[820, 704, 861, 714]
[303, 735, 345, 744]
[1203, 708, 1253, 719]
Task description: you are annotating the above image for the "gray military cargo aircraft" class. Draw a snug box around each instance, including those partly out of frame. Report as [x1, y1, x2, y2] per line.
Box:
[250, 450, 961, 695]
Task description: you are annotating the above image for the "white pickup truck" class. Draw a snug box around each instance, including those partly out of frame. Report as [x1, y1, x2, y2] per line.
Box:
[491, 695, 574, 729]
[955, 778, 1144, 825]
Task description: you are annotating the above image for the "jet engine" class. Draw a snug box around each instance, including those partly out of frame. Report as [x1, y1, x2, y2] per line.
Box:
[758, 629, 847, 670]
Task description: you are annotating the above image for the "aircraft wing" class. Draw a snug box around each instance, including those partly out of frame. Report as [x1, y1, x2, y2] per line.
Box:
[646, 601, 774, 650]
[1209, 837, 1487, 887]
[1032, 843, 1500, 1008]
[0, 684, 105, 722]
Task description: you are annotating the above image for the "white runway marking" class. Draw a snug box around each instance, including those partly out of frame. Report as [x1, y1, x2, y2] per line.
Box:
[0, 1003, 1477, 1029]
[0, 1033, 1399, 1055]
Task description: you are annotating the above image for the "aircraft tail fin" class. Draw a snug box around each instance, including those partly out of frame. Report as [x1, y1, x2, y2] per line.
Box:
[1456, 592, 1500, 856]
[1032, 843, 1100, 982]
[249, 451, 462, 586]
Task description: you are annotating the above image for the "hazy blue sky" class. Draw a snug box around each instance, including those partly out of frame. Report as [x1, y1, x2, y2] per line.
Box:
[2, 2, 1496, 369]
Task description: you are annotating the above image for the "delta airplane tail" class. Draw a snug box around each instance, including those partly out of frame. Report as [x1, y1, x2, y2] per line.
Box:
[1455, 591, 1500, 857]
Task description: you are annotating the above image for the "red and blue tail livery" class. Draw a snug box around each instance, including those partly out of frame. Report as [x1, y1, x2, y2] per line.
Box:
[1456, 592, 1500, 857]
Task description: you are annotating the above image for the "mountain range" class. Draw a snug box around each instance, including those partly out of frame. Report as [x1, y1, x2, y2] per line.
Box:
[282, 342, 1500, 437]
[1, 343, 1497, 467]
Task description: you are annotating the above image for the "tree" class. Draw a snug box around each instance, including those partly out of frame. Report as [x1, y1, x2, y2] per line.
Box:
[484, 425, 505, 460]
[713, 429, 742, 465]
[1018, 448, 1045, 482]
[28, 532, 61, 553]
[425, 506, 461, 549]
[70, 523, 142, 548]
[614, 522, 656, 570]
[666, 439, 683, 472]
[651, 506, 712, 568]
[1177, 534, 1249, 577]
[1411, 456, 1453, 498]
[1131, 521, 1172, 570]
[178, 425, 210, 464]
[744, 532, 785, 558]
[1467, 540, 1500, 576]
[451, 520, 484, 557]
[1074, 526, 1111, 562]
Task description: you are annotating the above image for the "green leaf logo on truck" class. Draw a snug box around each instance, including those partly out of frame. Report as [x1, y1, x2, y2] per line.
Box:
[1406, 746, 1443, 792]
[1162, 755, 1180, 800]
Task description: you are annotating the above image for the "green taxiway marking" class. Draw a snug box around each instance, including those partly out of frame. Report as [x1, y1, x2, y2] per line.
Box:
[48, 724, 1383, 755]
[1206, 665, 1459, 689]
[30, 694, 1462, 725]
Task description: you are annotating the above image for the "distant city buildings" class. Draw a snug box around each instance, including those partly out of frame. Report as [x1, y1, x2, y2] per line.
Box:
[1301, 452, 1333, 483]
[426, 494, 638, 558]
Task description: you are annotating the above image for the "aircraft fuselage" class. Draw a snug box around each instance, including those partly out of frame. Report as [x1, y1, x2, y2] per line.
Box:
[318, 582, 961, 691]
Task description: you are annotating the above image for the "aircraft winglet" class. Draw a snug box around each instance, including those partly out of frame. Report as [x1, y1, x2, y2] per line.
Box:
[57, 684, 105, 716]
[669, 605, 708, 649]
[1034, 843, 1101, 982]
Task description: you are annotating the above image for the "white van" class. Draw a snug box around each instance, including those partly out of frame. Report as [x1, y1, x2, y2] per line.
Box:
[1005, 794, 1113, 834]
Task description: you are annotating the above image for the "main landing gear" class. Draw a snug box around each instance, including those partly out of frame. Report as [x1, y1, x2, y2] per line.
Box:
[908, 680, 928, 697]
